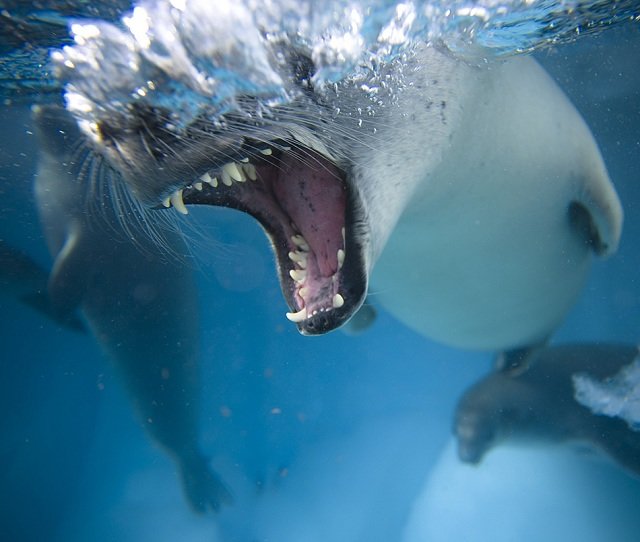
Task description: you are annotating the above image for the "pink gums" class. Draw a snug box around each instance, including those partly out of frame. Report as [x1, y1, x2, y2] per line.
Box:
[272, 150, 346, 277]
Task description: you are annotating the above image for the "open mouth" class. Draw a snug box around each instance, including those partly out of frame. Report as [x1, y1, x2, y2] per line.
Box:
[164, 138, 367, 335]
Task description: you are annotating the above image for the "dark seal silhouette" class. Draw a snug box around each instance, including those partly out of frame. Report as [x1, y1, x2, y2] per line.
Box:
[454, 344, 640, 478]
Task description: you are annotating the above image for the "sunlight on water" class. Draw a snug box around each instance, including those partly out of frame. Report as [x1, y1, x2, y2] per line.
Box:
[49, 0, 639, 137]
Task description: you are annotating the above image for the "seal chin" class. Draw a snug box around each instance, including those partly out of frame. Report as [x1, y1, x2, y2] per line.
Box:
[454, 415, 495, 465]
[176, 138, 369, 333]
[456, 442, 485, 465]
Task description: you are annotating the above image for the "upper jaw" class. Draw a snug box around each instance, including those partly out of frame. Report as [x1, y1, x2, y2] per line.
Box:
[94, 109, 266, 204]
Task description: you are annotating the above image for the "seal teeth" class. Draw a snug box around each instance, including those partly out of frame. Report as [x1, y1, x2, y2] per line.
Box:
[162, 196, 171, 208]
[283, 229, 348, 325]
[220, 161, 247, 185]
[221, 167, 233, 186]
[243, 163, 257, 181]
[260, 147, 273, 156]
[289, 269, 307, 282]
[291, 234, 310, 251]
[170, 189, 189, 215]
[231, 162, 246, 182]
[286, 307, 307, 323]
[194, 162, 255, 191]
[199, 171, 219, 188]
[288, 250, 308, 268]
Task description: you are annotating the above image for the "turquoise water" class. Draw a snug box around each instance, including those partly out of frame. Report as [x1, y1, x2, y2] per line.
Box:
[1, 2, 640, 541]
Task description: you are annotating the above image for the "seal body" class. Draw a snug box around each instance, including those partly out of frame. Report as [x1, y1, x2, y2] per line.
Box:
[33, 105, 231, 513]
[371, 56, 622, 350]
[67, 41, 622, 349]
[454, 344, 640, 477]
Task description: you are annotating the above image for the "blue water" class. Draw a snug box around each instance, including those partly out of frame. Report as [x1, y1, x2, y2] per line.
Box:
[1, 2, 640, 541]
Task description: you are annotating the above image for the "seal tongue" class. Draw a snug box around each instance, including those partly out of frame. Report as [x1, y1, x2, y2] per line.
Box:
[272, 150, 346, 277]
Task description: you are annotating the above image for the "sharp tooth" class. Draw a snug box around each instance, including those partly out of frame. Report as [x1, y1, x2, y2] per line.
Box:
[341, 227, 346, 245]
[235, 164, 246, 181]
[239, 157, 249, 163]
[337, 249, 345, 269]
[288, 251, 308, 267]
[291, 235, 310, 251]
[162, 197, 171, 208]
[332, 293, 345, 308]
[200, 172, 212, 184]
[170, 189, 189, 215]
[286, 307, 307, 323]
[212, 176, 219, 188]
[260, 148, 273, 155]
[194, 182, 203, 191]
[243, 163, 257, 181]
[221, 168, 233, 186]
[226, 162, 244, 182]
[299, 287, 309, 299]
[289, 269, 307, 282]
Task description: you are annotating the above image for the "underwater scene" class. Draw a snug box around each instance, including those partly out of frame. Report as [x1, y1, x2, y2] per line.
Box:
[1, 1, 640, 540]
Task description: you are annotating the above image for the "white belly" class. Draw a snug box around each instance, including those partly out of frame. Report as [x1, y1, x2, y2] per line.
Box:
[371, 57, 621, 350]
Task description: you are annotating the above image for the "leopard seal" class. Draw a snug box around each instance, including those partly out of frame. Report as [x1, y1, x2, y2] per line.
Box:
[32, 104, 232, 513]
[454, 344, 640, 477]
[55, 34, 623, 350]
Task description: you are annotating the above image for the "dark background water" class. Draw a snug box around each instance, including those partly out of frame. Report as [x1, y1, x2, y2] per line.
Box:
[0, 18, 639, 542]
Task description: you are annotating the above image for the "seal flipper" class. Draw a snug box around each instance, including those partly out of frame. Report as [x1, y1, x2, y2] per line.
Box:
[570, 163, 623, 257]
[47, 222, 94, 318]
[20, 291, 86, 333]
[177, 452, 234, 513]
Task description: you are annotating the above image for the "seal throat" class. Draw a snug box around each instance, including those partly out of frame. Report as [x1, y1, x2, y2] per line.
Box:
[175, 142, 356, 334]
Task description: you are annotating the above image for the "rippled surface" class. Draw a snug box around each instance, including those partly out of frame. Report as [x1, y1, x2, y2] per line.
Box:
[2, 1, 638, 104]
